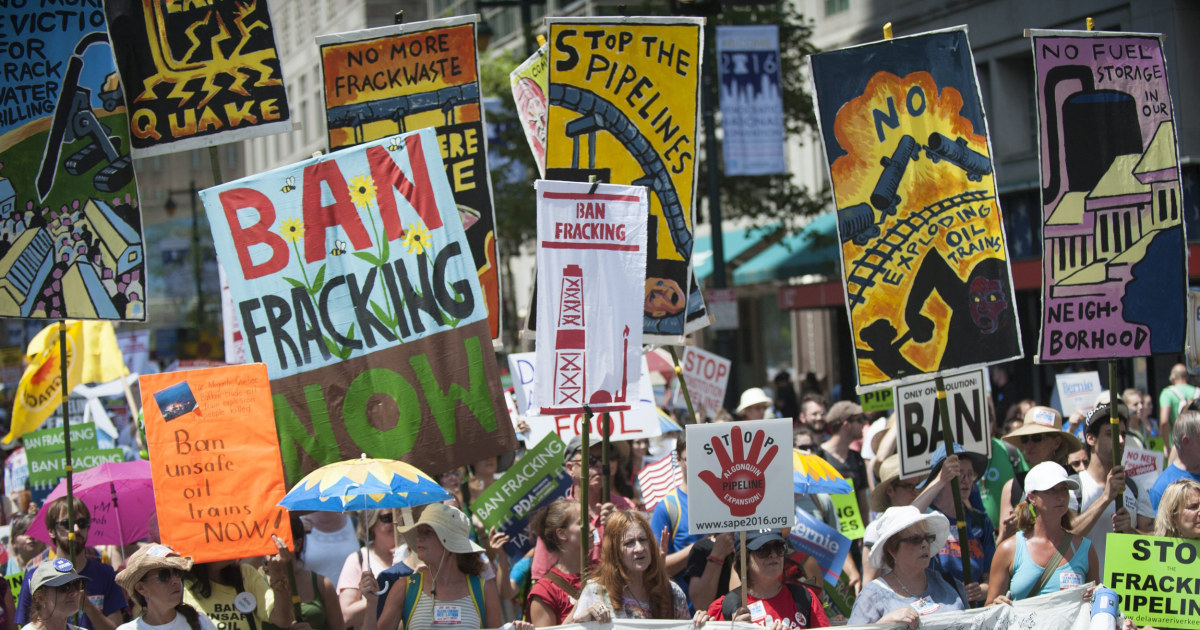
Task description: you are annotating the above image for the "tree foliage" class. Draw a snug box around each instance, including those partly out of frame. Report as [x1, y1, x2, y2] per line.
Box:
[480, 50, 539, 257]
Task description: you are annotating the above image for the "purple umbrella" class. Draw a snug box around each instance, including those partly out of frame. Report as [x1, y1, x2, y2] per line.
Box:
[28, 460, 155, 546]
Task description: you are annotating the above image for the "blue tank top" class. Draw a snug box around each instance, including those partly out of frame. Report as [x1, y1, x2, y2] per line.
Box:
[1010, 532, 1091, 600]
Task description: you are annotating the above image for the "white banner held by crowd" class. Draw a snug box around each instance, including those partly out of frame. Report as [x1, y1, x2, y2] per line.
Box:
[686, 418, 792, 534]
[895, 369, 991, 477]
[716, 26, 786, 176]
[535, 180, 649, 415]
[681, 346, 731, 419]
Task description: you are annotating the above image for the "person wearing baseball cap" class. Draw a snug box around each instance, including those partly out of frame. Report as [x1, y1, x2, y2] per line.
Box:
[916, 443, 993, 606]
[986, 462, 1098, 604]
[705, 531, 829, 629]
[116, 544, 216, 630]
[26, 558, 90, 630]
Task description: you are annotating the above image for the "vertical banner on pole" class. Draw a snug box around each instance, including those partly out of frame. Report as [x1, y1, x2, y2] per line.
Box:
[545, 17, 705, 342]
[103, 0, 292, 156]
[317, 16, 502, 341]
[534, 180, 648, 415]
[0, 5, 146, 320]
[1030, 31, 1186, 362]
[809, 27, 1022, 391]
[200, 129, 516, 483]
[510, 45, 549, 177]
[716, 25, 786, 176]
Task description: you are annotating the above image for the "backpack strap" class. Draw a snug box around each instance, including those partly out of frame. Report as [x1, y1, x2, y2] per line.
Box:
[403, 572, 422, 628]
[467, 573, 485, 621]
[540, 571, 581, 601]
[784, 582, 813, 622]
[663, 490, 682, 541]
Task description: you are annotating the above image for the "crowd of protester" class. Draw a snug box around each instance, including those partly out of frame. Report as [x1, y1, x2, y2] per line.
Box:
[6, 364, 1200, 629]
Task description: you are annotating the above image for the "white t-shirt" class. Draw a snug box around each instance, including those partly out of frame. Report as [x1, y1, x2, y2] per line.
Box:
[117, 612, 219, 630]
[1078, 469, 1153, 576]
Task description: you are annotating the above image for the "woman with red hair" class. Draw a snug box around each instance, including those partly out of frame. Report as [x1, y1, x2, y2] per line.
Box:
[568, 511, 708, 624]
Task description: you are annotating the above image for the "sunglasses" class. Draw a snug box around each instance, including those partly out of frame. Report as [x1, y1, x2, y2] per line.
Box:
[1018, 434, 1045, 445]
[570, 455, 604, 467]
[377, 512, 394, 525]
[895, 533, 937, 546]
[751, 543, 788, 558]
[55, 518, 90, 531]
[149, 568, 186, 584]
[53, 581, 84, 594]
[795, 443, 817, 452]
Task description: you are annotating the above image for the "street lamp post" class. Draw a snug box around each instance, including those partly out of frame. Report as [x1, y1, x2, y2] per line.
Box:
[163, 182, 206, 330]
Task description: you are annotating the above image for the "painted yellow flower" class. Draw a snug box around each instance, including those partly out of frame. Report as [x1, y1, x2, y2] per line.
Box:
[402, 222, 431, 256]
[348, 174, 376, 209]
[280, 217, 304, 243]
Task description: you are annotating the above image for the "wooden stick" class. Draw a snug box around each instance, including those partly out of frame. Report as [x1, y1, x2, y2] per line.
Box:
[935, 375, 973, 605]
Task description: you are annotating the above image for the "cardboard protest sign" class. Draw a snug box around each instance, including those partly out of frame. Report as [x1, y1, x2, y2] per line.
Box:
[546, 17, 705, 342]
[510, 45, 548, 177]
[0, 5, 146, 320]
[141, 364, 290, 562]
[472, 433, 568, 530]
[535, 180, 648, 415]
[686, 418, 792, 534]
[317, 16, 502, 341]
[716, 26, 786, 176]
[790, 506, 851, 586]
[200, 129, 515, 484]
[681, 346, 731, 420]
[894, 369, 991, 477]
[1032, 32, 1186, 362]
[104, 0, 291, 157]
[1107, 533, 1200, 627]
[809, 28, 1021, 390]
[830, 480, 865, 540]
[1053, 371, 1101, 418]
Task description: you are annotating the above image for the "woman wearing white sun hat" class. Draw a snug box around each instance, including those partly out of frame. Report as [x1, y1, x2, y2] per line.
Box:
[848, 506, 966, 628]
[736, 388, 773, 421]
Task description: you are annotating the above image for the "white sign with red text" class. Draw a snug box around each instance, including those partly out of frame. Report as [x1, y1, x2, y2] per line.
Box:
[1122, 445, 1164, 487]
[686, 418, 792, 534]
[519, 353, 662, 443]
[681, 346, 731, 419]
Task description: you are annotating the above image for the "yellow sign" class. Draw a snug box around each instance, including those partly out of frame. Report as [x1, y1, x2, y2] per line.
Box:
[546, 18, 703, 340]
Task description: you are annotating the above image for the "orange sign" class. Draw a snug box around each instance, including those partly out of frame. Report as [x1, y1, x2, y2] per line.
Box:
[141, 364, 291, 562]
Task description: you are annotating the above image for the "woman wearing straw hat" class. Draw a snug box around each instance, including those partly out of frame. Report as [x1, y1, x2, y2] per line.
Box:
[24, 559, 92, 630]
[986, 462, 1098, 604]
[115, 544, 216, 630]
[998, 406, 1082, 541]
[375, 504, 533, 630]
[848, 506, 965, 628]
[862, 454, 929, 584]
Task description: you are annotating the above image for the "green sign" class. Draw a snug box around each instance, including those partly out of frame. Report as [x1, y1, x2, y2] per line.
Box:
[6, 572, 22, 601]
[28, 448, 123, 485]
[831, 479, 864, 540]
[23, 422, 98, 455]
[859, 389, 893, 413]
[1147, 437, 1165, 454]
[472, 433, 566, 530]
[1106, 533, 1200, 627]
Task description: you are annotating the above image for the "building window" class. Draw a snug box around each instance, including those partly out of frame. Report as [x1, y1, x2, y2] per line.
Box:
[825, 0, 849, 15]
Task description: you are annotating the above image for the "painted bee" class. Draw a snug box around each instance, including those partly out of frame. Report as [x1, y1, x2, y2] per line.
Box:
[329, 240, 348, 256]
[387, 137, 401, 151]
[281, 176, 296, 193]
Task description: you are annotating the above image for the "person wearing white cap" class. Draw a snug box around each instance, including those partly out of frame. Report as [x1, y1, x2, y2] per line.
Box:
[847, 506, 965, 628]
[997, 405, 1082, 541]
[736, 388, 773, 421]
[986, 462, 1098, 604]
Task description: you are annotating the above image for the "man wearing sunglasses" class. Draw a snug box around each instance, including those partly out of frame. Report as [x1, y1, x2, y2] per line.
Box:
[15, 497, 128, 630]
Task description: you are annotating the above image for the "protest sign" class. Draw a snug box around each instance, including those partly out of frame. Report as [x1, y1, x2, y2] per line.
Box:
[317, 16, 502, 341]
[1122, 445, 1164, 487]
[859, 389, 893, 413]
[27, 448, 122, 485]
[510, 45, 548, 177]
[1054, 371, 1101, 418]
[5, 571, 21, 603]
[716, 26, 786, 176]
[21, 422, 98, 456]
[790, 506, 851, 586]
[546, 17, 705, 342]
[1189, 289, 1200, 372]
[894, 369, 991, 477]
[686, 419, 791, 534]
[507, 352, 537, 417]
[534, 180, 648, 415]
[1107, 533, 1200, 627]
[200, 129, 515, 483]
[810, 28, 1021, 390]
[0, 5, 146, 320]
[115, 330, 152, 376]
[141, 364, 291, 563]
[473, 433, 568, 530]
[830, 480, 865, 541]
[104, 0, 291, 156]
[706, 288, 738, 331]
[1032, 31, 1186, 362]
[680, 347, 730, 420]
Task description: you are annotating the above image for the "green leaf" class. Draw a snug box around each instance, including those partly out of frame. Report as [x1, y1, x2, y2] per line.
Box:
[313, 264, 327, 292]
[380, 237, 390, 262]
[353, 251, 381, 266]
[370, 301, 396, 329]
[283, 277, 305, 289]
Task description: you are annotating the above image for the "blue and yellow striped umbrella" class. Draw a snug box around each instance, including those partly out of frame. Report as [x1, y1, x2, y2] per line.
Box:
[793, 449, 853, 495]
[278, 456, 452, 512]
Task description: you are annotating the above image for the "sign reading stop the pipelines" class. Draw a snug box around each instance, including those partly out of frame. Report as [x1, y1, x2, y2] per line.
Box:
[1106, 533, 1200, 627]
[681, 346, 731, 420]
[686, 419, 792, 534]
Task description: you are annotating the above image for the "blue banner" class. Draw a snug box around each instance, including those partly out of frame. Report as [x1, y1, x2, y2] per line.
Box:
[790, 506, 851, 586]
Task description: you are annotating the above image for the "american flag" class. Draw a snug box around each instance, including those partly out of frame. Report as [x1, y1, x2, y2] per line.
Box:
[638, 451, 683, 511]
